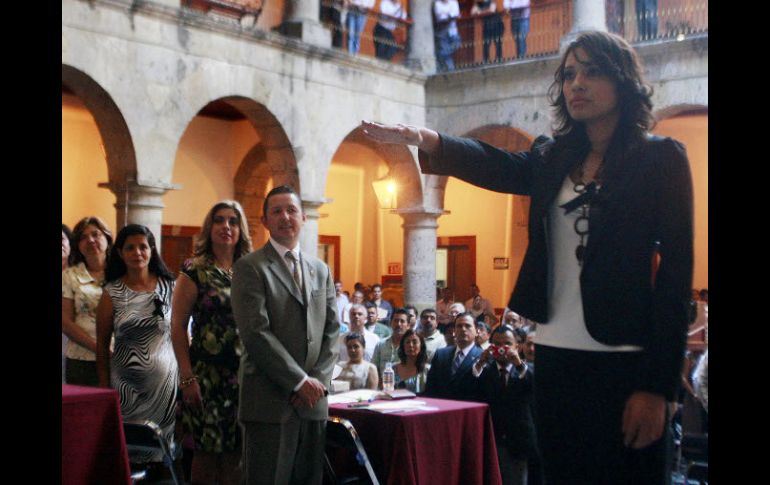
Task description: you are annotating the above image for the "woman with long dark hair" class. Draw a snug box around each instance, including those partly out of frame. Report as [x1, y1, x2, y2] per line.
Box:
[361, 30, 693, 483]
[96, 224, 178, 463]
[394, 329, 429, 393]
[170, 200, 252, 485]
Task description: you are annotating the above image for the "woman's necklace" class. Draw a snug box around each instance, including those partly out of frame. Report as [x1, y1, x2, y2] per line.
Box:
[565, 156, 605, 266]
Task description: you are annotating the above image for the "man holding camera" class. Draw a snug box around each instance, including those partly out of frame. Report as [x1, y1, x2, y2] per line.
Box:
[472, 325, 538, 485]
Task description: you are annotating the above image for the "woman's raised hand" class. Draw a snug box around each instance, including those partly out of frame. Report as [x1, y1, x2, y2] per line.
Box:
[361, 120, 424, 146]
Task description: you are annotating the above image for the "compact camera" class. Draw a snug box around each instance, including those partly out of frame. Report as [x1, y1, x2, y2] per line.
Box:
[488, 345, 508, 357]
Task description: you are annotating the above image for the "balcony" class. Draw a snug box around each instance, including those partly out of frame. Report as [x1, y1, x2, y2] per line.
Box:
[179, 0, 707, 71]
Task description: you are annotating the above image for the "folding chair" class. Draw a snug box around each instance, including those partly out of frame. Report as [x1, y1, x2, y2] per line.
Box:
[123, 420, 183, 485]
[323, 416, 379, 485]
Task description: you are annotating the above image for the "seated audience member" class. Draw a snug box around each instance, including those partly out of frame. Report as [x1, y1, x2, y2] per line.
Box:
[335, 280, 350, 331]
[418, 308, 446, 361]
[336, 333, 379, 390]
[337, 304, 380, 362]
[342, 289, 365, 325]
[466, 283, 498, 325]
[370, 283, 394, 325]
[473, 325, 537, 485]
[393, 329, 430, 393]
[522, 331, 536, 366]
[436, 287, 455, 330]
[424, 312, 483, 401]
[371, 308, 410, 379]
[442, 301, 466, 343]
[476, 321, 492, 350]
[404, 305, 418, 330]
[365, 303, 393, 340]
[502, 309, 519, 327]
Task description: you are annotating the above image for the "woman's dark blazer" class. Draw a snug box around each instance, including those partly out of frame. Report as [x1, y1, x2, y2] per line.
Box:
[418, 129, 693, 401]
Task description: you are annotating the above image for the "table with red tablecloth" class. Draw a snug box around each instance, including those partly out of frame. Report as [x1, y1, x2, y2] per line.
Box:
[329, 397, 502, 485]
[62, 384, 131, 485]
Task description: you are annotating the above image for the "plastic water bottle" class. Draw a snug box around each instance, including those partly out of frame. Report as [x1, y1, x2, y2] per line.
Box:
[383, 362, 395, 392]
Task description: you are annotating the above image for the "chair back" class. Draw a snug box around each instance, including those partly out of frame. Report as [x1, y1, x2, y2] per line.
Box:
[324, 416, 380, 485]
[123, 420, 182, 485]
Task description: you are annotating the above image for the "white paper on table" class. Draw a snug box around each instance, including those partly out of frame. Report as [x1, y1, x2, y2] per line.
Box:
[368, 400, 429, 413]
[327, 389, 382, 404]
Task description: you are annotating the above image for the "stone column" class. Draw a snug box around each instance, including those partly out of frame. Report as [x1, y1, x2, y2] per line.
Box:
[280, 0, 332, 47]
[561, 0, 607, 48]
[99, 180, 179, 253]
[406, 0, 437, 72]
[300, 198, 326, 258]
[398, 208, 444, 312]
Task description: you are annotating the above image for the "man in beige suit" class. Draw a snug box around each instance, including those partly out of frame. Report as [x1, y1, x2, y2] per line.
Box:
[231, 185, 339, 485]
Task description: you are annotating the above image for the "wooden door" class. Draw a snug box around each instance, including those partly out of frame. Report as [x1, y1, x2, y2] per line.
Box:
[161, 225, 200, 274]
[437, 236, 476, 304]
[318, 235, 341, 280]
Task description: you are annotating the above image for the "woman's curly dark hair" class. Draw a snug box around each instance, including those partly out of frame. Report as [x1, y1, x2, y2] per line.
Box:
[548, 30, 655, 137]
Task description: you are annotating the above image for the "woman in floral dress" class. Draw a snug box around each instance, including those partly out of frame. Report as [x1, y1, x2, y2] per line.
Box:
[171, 201, 252, 485]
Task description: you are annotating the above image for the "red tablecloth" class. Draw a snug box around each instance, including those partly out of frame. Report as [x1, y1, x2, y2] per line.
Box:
[330, 397, 502, 485]
[62, 384, 131, 485]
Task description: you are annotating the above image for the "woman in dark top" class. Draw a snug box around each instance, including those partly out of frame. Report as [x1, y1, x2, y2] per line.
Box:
[361, 30, 693, 484]
[170, 200, 253, 485]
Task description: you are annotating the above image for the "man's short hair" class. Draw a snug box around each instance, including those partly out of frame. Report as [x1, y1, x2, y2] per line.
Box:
[263, 185, 300, 216]
[392, 308, 409, 319]
[475, 321, 491, 333]
[420, 308, 437, 318]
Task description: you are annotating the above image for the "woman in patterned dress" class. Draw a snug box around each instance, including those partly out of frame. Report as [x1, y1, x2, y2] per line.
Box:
[170, 201, 252, 485]
[95, 224, 178, 463]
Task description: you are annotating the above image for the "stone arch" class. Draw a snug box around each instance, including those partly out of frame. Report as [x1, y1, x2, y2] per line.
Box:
[334, 127, 422, 210]
[61, 64, 136, 188]
[174, 96, 297, 245]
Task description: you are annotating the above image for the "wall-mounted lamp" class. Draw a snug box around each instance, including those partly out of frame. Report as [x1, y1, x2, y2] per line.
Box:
[372, 177, 398, 210]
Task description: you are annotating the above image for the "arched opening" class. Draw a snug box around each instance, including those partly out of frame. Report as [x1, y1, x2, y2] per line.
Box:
[62, 65, 136, 233]
[320, 127, 420, 306]
[436, 125, 534, 312]
[162, 96, 296, 272]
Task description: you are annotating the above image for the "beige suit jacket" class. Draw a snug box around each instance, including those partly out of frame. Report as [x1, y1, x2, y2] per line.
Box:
[232, 242, 340, 423]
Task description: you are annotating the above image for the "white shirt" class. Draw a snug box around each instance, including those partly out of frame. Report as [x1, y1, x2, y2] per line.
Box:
[349, 0, 375, 10]
[536, 176, 642, 352]
[336, 293, 350, 322]
[378, 0, 406, 31]
[433, 0, 460, 22]
[503, 0, 530, 10]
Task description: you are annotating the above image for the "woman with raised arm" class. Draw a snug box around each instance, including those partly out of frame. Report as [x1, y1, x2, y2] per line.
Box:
[362, 30, 693, 484]
[170, 201, 252, 485]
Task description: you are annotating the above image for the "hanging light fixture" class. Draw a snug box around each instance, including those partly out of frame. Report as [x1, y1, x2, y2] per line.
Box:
[372, 176, 398, 210]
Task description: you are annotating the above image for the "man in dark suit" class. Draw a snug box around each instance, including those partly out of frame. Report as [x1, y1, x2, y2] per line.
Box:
[473, 325, 538, 485]
[231, 185, 339, 485]
[424, 312, 483, 401]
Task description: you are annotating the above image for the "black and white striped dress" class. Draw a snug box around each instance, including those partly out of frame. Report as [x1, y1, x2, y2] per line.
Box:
[106, 277, 178, 463]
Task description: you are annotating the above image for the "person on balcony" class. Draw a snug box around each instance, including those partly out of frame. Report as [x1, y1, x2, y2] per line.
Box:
[374, 0, 406, 61]
[504, 0, 530, 59]
[471, 0, 504, 63]
[346, 0, 375, 55]
[635, 0, 658, 40]
[433, 0, 461, 72]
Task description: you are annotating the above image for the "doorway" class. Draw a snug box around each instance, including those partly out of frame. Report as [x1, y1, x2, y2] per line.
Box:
[436, 236, 477, 304]
[161, 225, 200, 274]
